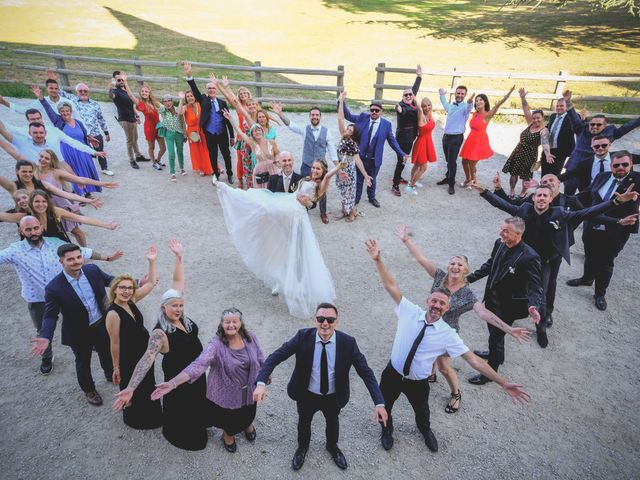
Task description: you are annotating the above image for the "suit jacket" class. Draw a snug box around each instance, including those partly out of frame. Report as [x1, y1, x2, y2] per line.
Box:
[546, 113, 575, 159]
[395, 75, 422, 143]
[342, 103, 406, 166]
[467, 239, 543, 320]
[186, 78, 234, 139]
[584, 171, 640, 235]
[480, 190, 616, 263]
[267, 171, 303, 193]
[40, 264, 114, 346]
[256, 328, 384, 409]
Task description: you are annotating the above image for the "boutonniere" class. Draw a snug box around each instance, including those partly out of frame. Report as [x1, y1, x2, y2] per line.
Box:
[508, 266, 516, 274]
[549, 220, 561, 230]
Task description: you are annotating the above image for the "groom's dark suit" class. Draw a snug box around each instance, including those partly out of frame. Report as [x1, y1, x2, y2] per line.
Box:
[267, 171, 303, 193]
[256, 328, 383, 450]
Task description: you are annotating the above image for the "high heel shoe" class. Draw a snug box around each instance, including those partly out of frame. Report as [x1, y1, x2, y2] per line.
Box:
[445, 390, 461, 414]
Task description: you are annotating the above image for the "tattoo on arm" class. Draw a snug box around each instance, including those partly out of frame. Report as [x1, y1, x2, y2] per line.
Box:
[541, 130, 550, 146]
[127, 330, 164, 390]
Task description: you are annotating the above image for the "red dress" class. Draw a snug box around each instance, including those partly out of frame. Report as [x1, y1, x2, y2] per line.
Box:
[136, 102, 160, 142]
[460, 112, 493, 161]
[411, 117, 437, 165]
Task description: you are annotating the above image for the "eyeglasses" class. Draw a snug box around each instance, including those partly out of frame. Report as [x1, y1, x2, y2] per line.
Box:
[592, 144, 609, 149]
[589, 122, 604, 127]
[403, 93, 413, 97]
[370, 108, 381, 113]
[116, 285, 134, 291]
[612, 162, 630, 168]
[77, 89, 88, 93]
[315, 316, 337, 324]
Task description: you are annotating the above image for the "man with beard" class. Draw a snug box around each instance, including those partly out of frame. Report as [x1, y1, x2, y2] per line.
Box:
[366, 238, 531, 453]
[0, 217, 122, 375]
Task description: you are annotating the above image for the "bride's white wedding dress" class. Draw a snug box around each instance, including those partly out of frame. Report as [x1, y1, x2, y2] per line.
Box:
[216, 181, 336, 318]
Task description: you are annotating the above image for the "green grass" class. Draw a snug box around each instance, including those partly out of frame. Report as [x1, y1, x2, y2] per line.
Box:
[0, 8, 341, 111]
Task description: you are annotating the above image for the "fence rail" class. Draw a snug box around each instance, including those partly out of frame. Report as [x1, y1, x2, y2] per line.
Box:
[373, 63, 640, 119]
[0, 48, 345, 106]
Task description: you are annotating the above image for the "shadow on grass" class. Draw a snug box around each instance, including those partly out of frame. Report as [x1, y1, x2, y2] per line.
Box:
[323, 0, 640, 51]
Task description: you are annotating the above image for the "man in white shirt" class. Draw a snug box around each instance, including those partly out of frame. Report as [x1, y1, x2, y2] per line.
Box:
[559, 134, 611, 193]
[366, 238, 531, 452]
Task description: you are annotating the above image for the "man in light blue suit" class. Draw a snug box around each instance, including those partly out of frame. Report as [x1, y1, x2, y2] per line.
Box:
[342, 99, 408, 208]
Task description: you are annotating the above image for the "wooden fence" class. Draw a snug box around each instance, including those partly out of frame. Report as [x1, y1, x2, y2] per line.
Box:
[0, 48, 344, 105]
[373, 63, 640, 119]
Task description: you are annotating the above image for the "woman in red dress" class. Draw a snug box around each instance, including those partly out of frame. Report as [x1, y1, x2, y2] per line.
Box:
[179, 90, 213, 176]
[460, 86, 514, 187]
[406, 98, 436, 195]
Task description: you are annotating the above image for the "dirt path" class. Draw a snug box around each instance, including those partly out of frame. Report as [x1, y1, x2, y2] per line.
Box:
[0, 101, 638, 480]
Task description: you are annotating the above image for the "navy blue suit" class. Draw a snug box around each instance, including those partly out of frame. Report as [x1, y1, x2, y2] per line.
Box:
[342, 102, 407, 202]
[41, 264, 114, 392]
[257, 328, 383, 449]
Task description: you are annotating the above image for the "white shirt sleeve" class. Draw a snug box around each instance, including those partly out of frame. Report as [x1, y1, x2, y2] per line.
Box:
[50, 129, 96, 155]
[444, 331, 469, 358]
[286, 122, 305, 136]
[394, 296, 422, 326]
[80, 247, 93, 259]
[325, 129, 338, 161]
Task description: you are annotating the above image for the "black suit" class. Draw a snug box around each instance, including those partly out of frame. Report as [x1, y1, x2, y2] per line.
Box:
[256, 328, 383, 450]
[468, 239, 543, 371]
[393, 75, 422, 188]
[186, 78, 235, 179]
[267, 171, 303, 193]
[544, 113, 575, 177]
[41, 264, 114, 392]
[581, 171, 640, 296]
[559, 155, 609, 193]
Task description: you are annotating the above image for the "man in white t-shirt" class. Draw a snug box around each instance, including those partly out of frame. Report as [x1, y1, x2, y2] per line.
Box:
[366, 238, 531, 452]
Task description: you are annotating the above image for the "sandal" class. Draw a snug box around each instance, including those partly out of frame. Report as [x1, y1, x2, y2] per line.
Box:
[170, 175, 177, 183]
[445, 390, 461, 414]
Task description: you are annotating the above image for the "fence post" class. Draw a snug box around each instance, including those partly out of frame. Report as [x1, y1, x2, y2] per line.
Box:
[254, 61, 263, 101]
[336, 65, 344, 101]
[52, 49, 69, 87]
[449, 66, 460, 103]
[552, 70, 567, 109]
[374, 62, 385, 101]
[133, 56, 144, 86]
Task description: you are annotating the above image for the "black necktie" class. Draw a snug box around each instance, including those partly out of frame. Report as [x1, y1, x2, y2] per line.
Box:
[320, 341, 329, 394]
[599, 159, 605, 173]
[403, 322, 432, 376]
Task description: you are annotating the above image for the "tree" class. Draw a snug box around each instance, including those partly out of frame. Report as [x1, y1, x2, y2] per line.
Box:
[501, 0, 639, 16]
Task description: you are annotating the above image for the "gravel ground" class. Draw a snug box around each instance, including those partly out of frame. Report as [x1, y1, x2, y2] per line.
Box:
[0, 100, 638, 480]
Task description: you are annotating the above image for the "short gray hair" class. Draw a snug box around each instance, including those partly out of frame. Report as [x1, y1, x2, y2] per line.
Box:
[504, 216, 526, 234]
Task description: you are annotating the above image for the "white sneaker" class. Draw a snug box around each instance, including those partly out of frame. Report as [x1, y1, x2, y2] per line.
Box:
[414, 181, 424, 188]
[271, 285, 279, 296]
[211, 176, 218, 186]
[101, 169, 114, 176]
[405, 186, 418, 195]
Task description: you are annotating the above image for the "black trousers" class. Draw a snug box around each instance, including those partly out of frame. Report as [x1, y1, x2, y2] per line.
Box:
[393, 139, 414, 187]
[541, 256, 563, 317]
[69, 324, 113, 392]
[441, 134, 464, 187]
[93, 134, 108, 170]
[541, 148, 567, 177]
[485, 304, 516, 372]
[204, 131, 232, 179]
[296, 391, 339, 451]
[379, 362, 430, 434]
[28, 302, 52, 361]
[582, 228, 630, 296]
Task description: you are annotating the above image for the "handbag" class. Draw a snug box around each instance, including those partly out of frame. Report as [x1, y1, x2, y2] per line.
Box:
[156, 122, 167, 138]
[189, 131, 201, 143]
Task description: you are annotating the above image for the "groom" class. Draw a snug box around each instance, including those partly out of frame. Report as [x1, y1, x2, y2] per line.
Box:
[267, 151, 303, 193]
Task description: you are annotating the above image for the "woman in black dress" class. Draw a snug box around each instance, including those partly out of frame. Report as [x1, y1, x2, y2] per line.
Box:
[113, 240, 214, 450]
[105, 246, 162, 429]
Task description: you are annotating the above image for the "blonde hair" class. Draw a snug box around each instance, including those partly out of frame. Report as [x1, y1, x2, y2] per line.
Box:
[442, 255, 470, 289]
[108, 274, 137, 304]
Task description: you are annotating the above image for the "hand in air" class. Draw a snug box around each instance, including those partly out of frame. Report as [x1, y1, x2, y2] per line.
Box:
[614, 184, 638, 203]
[393, 225, 409, 242]
[365, 238, 381, 261]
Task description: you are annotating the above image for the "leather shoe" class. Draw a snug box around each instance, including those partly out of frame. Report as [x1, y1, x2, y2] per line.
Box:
[222, 437, 237, 453]
[291, 446, 308, 471]
[448, 186, 455, 195]
[594, 295, 607, 311]
[369, 198, 381, 208]
[436, 178, 448, 186]
[320, 213, 329, 224]
[328, 446, 348, 470]
[380, 425, 394, 451]
[423, 429, 438, 452]
[244, 426, 256, 442]
[129, 161, 140, 170]
[566, 277, 593, 287]
[85, 390, 103, 406]
[536, 323, 549, 348]
[228, 175, 234, 185]
[473, 349, 489, 360]
[468, 374, 491, 385]
[546, 314, 553, 328]
[40, 356, 53, 375]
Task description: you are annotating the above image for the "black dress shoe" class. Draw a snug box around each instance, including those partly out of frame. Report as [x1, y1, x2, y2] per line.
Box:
[546, 314, 553, 328]
[228, 175, 234, 185]
[594, 295, 607, 311]
[566, 277, 594, 287]
[369, 198, 381, 208]
[39, 356, 53, 375]
[423, 429, 438, 452]
[135, 155, 150, 162]
[468, 374, 491, 385]
[245, 426, 256, 442]
[222, 437, 237, 453]
[436, 178, 448, 186]
[448, 186, 455, 195]
[380, 425, 394, 451]
[292, 446, 308, 471]
[536, 323, 549, 348]
[130, 160, 140, 170]
[328, 446, 348, 470]
[473, 349, 489, 360]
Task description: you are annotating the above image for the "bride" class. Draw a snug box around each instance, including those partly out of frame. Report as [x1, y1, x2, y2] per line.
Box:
[215, 159, 342, 318]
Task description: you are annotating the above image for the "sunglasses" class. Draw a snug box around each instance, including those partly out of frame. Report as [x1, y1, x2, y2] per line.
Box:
[612, 162, 630, 168]
[370, 108, 381, 113]
[315, 316, 337, 324]
[589, 122, 604, 127]
[77, 89, 89, 93]
[403, 93, 413, 97]
[592, 144, 609, 149]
